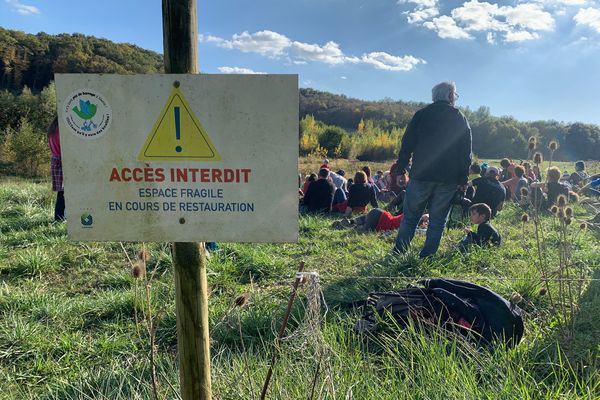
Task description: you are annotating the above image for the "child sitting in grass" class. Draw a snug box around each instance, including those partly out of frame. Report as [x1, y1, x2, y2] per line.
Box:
[459, 203, 501, 252]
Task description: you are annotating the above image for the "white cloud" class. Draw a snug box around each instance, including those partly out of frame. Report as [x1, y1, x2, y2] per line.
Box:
[202, 30, 425, 72]
[502, 3, 554, 31]
[5, 0, 40, 15]
[405, 0, 558, 43]
[399, 0, 439, 23]
[201, 30, 291, 57]
[361, 52, 426, 71]
[423, 16, 474, 39]
[574, 7, 600, 33]
[504, 30, 541, 42]
[340, 76, 348, 80]
[451, 1, 504, 31]
[529, 0, 587, 5]
[291, 41, 349, 65]
[217, 66, 266, 74]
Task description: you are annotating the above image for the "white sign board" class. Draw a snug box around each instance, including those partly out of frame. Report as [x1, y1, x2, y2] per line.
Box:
[55, 74, 298, 242]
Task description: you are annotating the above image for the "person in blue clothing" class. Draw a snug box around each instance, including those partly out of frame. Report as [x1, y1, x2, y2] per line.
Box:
[393, 81, 472, 258]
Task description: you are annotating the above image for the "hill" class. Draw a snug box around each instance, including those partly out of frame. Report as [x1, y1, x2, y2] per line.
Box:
[299, 88, 424, 132]
[1, 27, 599, 162]
[0, 27, 163, 92]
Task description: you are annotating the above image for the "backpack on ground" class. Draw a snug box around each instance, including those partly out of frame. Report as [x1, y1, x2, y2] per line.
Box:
[355, 278, 524, 348]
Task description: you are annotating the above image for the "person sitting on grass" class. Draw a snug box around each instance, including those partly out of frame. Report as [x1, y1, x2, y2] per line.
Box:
[500, 158, 515, 182]
[459, 203, 501, 252]
[568, 161, 589, 189]
[468, 166, 506, 218]
[335, 171, 379, 214]
[523, 162, 536, 183]
[501, 165, 529, 202]
[301, 173, 317, 195]
[332, 208, 429, 233]
[303, 168, 335, 213]
[530, 166, 569, 208]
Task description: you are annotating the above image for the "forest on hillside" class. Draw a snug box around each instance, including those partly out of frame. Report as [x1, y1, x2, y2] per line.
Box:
[0, 27, 163, 91]
[0, 27, 599, 169]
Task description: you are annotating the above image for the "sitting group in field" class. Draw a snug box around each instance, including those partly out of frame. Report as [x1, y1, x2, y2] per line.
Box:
[299, 82, 599, 258]
[299, 156, 596, 256]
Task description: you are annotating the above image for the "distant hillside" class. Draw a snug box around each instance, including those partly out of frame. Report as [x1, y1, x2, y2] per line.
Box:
[1, 28, 598, 161]
[300, 88, 424, 132]
[0, 27, 163, 91]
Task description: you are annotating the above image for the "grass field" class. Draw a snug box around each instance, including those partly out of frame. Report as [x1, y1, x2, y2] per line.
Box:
[0, 159, 599, 399]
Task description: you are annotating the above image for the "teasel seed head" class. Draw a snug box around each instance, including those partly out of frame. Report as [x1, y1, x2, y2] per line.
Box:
[234, 293, 250, 308]
[510, 292, 523, 305]
[528, 136, 537, 144]
[565, 207, 573, 218]
[564, 217, 572, 226]
[533, 152, 543, 165]
[557, 194, 568, 208]
[132, 261, 146, 279]
[579, 222, 587, 230]
[539, 287, 547, 296]
[549, 140, 559, 151]
[569, 192, 579, 203]
[138, 249, 150, 262]
[528, 141, 536, 151]
[521, 213, 530, 222]
[550, 205, 559, 215]
[520, 187, 529, 197]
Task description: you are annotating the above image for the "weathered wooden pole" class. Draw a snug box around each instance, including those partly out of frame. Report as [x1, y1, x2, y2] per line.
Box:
[162, 1, 212, 399]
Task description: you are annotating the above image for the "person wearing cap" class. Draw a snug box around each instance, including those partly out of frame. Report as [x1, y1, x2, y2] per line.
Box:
[568, 161, 589, 189]
[469, 166, 506, 218]
[393, 81, 472, 257]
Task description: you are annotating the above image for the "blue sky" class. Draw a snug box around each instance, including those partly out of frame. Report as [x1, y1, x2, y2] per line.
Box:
[1, 0, 600, 125]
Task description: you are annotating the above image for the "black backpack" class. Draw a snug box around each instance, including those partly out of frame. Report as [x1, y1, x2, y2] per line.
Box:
[355, 279, 524, 348]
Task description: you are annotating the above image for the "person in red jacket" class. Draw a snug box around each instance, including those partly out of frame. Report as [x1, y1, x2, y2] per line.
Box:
[333, 208, 428, 233]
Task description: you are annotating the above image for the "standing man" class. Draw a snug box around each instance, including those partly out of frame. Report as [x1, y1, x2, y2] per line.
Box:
[393, 81, 472, 257]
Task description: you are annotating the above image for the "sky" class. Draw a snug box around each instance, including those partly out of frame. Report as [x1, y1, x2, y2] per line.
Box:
[1, 0, 600, 125]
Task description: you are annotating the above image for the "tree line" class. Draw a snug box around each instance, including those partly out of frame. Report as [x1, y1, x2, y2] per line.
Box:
[0, 27, 598, 176]
[300, 89, 600, 162]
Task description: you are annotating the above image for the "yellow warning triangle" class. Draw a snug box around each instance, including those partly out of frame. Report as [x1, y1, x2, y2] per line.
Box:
[138, 87, 221, 161]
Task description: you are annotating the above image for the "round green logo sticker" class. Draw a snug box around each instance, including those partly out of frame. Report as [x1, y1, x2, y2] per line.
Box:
[63, 89, 112, 139]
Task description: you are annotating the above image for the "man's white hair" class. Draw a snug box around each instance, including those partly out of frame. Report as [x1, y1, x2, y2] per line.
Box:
[432, 81, 456, 103]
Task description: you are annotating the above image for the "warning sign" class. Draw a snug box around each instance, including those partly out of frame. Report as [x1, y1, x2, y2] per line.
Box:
[138, 87, 221, 161]
[55, 74, 298, 243]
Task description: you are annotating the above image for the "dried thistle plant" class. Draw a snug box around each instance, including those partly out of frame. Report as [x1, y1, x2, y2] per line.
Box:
[132, 260, 146, 279]
[557, 194, 568, 208]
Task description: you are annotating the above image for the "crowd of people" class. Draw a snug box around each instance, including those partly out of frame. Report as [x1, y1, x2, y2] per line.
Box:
[299, 81, 600, 258]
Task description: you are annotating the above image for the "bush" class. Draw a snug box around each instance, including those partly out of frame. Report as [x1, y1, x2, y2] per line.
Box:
[352, 125, 403, 162]
[2, 118, 50, 177]
[319, 126, 351, 158]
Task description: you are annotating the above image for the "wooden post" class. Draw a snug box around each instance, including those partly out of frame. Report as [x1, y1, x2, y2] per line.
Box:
[162, 1, 211, 399]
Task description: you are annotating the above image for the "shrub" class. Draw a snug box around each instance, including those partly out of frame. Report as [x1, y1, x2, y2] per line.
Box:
[2, 118, 50, 177]
[318, 126, 351, 158]
[353, 126, 403, 162]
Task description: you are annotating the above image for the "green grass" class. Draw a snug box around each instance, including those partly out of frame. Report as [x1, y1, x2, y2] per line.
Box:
[0, 177, 599, 399]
